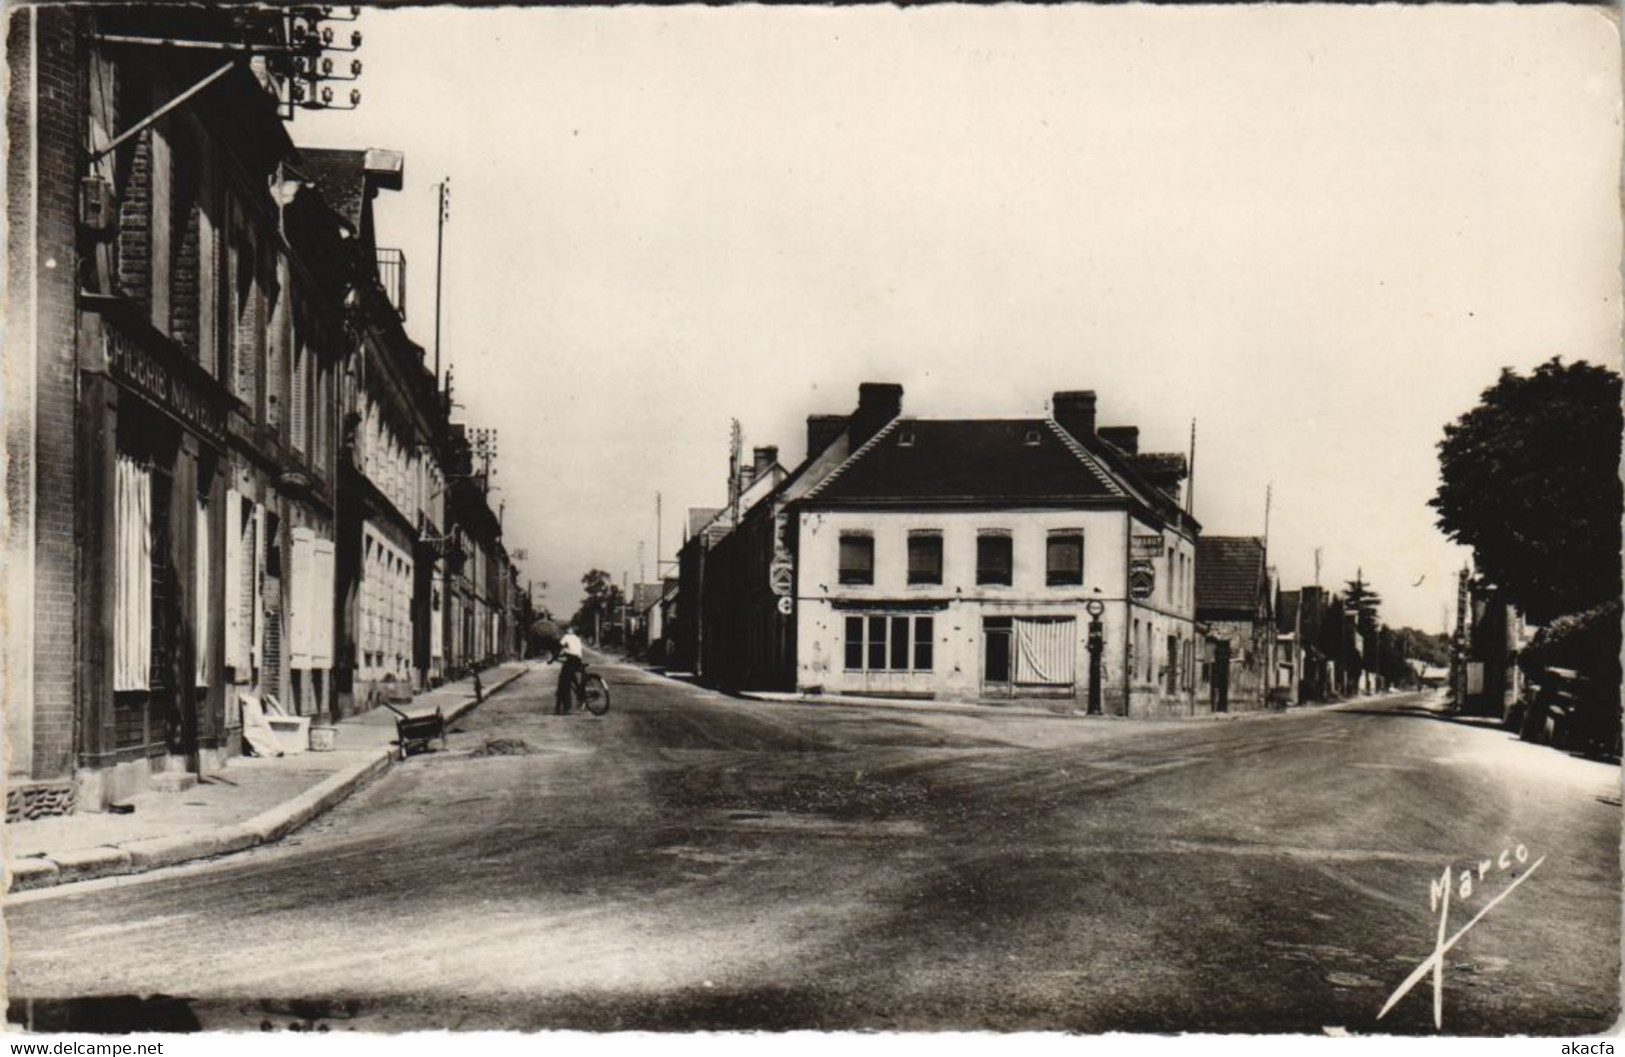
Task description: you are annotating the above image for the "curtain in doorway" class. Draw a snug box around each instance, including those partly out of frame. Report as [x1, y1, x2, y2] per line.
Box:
[1014, 617, 1076, 686]
[114, 454, 153, 692]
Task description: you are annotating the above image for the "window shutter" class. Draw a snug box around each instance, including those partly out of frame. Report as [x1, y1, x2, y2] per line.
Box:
[311, 537, 335, 668]
[223, 489, 243, 669]
[114, 455, 154, 692]
[250, 502, 265, 667]
[195, 497, 210, 686]
[289, 527, 314, 667]
[290, 340, 308, 455]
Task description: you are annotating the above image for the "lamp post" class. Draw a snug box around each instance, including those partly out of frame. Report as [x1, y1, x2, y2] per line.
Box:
[1086, 598, 1106, 716]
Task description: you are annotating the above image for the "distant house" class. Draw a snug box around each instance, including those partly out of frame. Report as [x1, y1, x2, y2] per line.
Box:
[787, 388, 1200, 715]
[1195, 537, 1275, 711]
[1275, 588, 1303, 706]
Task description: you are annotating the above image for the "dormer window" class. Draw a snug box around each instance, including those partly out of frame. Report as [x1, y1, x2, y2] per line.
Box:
[1023, 430, 1041, 446]
[898, 431, 916, 447]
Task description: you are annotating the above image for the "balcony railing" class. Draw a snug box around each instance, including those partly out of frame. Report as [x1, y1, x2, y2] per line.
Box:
[377, 248, 406, 319]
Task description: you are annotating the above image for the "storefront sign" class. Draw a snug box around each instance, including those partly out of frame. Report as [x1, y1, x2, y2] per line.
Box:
[1130, 534, 1164, 560]
[106, 326, 227, 444]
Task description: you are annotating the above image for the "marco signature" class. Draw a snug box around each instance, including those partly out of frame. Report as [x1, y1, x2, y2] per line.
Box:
[1377, 843, 1546, 1030]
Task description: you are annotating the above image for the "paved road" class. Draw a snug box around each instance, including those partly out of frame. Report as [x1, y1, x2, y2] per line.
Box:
[7, 659, 1619, 1034]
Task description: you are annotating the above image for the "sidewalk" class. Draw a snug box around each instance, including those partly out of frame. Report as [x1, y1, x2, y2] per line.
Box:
[5, 661, 535, 895]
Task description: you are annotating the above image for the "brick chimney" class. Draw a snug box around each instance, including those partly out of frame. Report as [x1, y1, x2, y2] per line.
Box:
[752, 446, 778, 474]
[850, 382, 903, 447]
[1052, 390, 1097, 442]
[1099, 426, 1139, 454]
[807, 414, 847, 458]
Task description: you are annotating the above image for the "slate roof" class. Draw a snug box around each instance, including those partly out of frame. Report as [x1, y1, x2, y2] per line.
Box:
[631, 583, 665, 612]
[295, 148, 369, 231]
[803, 419, 1126, 505]
[1196, 536, 1268, 617]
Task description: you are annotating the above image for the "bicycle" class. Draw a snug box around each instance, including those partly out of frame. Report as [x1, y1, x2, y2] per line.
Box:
[554, 658, 612, 716]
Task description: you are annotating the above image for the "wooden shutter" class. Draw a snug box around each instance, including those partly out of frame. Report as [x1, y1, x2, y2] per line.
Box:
[195, 497, 210, 686]
[223, 489, 243, 670]
[311, 537, 335, 668]
[290, 338, 308, 455]
[289, 527, 314, 667]
[250, 502, 264, 667]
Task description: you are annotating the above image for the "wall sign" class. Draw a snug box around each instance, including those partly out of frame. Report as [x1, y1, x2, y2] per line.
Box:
[1129, 559, 1156, 600]
[777, 595, 794, 616]
[1130, 534, 1164, 560]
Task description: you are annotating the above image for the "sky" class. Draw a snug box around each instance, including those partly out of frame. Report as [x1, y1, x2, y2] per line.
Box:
[296, 4, 1621, 633]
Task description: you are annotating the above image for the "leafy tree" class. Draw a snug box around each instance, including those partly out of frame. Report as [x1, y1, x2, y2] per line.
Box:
[572, 569, 625, 643]
[1431, 358, 1622, 624]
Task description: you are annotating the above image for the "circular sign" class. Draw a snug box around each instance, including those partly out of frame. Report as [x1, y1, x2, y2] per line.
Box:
[776, 595, 794, 616]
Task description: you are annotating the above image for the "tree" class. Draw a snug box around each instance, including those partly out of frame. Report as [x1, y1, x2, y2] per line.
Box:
[572, 569, 625, 644]
[1431, 358, 1622, 625]
[1343, 571, 1382, 674]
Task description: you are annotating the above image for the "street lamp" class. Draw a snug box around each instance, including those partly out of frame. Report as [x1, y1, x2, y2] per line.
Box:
[1086, 597, 1106, 716]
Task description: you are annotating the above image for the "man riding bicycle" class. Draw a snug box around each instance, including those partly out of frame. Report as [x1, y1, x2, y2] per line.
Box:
[554, 625, 585, 715]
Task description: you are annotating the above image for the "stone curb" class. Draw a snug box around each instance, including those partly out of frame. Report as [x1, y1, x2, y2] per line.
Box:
[4, 665, 531, 895]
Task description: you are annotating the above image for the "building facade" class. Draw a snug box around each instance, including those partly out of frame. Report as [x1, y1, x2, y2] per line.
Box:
[3, 8, 519, 818]
[790, 389, 1201, 715]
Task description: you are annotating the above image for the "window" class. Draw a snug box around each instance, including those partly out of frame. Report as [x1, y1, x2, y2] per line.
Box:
[839, 533, 874, 585]
[977, 532, 1012, 586]
[844, 613, 935, 672]
[907, 533, 943, 585]
[114, 454, 154, 692]
[1046, 532, 1083, 586]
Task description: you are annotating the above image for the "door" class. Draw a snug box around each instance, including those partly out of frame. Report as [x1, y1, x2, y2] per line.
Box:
[1213, 640, 1231, 712]
[983, 624, 1013, 697]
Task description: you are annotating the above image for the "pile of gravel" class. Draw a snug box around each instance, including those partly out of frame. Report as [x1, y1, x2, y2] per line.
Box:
[469, 737, 536, 757]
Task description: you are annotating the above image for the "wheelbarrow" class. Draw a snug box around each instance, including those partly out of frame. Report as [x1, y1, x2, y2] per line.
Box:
[383, 702, 448, 760]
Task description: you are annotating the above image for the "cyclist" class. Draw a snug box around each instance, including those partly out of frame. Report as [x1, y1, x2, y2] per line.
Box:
[554, 625, 585, 715]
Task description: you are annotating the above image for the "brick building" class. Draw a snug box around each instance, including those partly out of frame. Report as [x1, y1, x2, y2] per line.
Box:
[3, 8, 519, 818]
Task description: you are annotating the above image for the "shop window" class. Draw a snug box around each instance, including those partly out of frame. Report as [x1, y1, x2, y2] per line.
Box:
[844, 613, 935, 672]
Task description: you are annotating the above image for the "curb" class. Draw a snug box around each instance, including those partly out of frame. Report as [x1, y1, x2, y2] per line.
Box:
[5, 665, 531, 895]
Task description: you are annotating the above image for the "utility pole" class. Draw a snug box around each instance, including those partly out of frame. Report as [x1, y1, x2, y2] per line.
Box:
[1185, 418, 1196, 514]
[656, 492, 663, 576]
[1314, 547, 1323, 588]
[433, 177, 450, 382]
[1263, 482, 1273, 551]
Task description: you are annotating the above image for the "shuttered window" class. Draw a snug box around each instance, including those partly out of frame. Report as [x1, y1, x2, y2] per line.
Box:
[976, 533, 1013, 586]
[907, 533, 942, 585]
[1046, 532, 1083, 586]
[838, 534, 874, 585]
[114, 454, 154, 692]
[310, 537, 335, 669]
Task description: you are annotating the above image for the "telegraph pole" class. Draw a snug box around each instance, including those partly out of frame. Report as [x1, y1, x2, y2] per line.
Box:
[433, 177, 450, 381]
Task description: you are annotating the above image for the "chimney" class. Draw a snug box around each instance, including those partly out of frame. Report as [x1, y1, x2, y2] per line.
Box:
[752, 446, 778, 475]
[850, 382, 904, 447]
[1099, 426, 1139, 454]
[807, 414, 847, 458]
[1052, 390, 1097, 441]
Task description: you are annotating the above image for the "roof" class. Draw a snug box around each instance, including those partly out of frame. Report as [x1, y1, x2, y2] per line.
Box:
[687, 507, 723, 538]
[1196, 536, 1268, 616]
[294, 148, 369, 230]
[802, 418, 1126, 505]
[631, 583, 665, 612]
